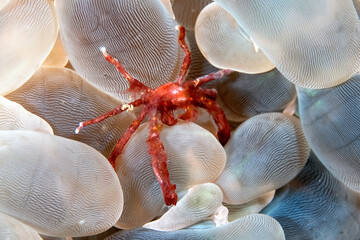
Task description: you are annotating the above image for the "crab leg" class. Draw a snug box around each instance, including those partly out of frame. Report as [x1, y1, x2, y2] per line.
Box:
[196, 88, 217, 101]
[108, 106, 150, 168]
[188, 69, 234, 88]
[75, 99, 144, 134]
[176, 26, 191, 85]
[196, 96, 231, 146]
[147, 111, 178, 206]
[101, 47, 151, 94]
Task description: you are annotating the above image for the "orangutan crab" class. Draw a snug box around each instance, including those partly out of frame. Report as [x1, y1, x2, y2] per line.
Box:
[75, 26, 232, 206]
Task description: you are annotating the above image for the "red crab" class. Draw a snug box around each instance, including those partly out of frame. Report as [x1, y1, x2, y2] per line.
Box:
[75, 26, 232, 206]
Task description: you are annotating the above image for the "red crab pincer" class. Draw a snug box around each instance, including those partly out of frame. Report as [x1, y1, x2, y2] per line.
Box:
[75, 26, 233, 206]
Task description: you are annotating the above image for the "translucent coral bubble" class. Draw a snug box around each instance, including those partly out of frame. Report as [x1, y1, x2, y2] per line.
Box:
[106, 214, 285, 240]
[0, 96, 53, 134]
[353, 0, 360, 16]
[160, 0, 175, 19]
[0, 212, 42, 240]
[143, 183, 224, 231]
[171, 0, 212, 30]
[297, 74, 360, 192]
[216, 69, 296, 122]
[42, 33, 69, 67]
[6, 67, 136, 158]
[216, 113, 310, 204]
[195, 2, 275, 74]
[225, 190, 275, 222]
[0, 0, 58, 95]
[55, 0, 183, 101]
[263, 152, 360, 239]
[212, 205, 229, 227]
[353, 0, 360, 18]
[0, 130, 123, 237]
[0, 0, 10, 10]
[214, 0, 360, 88]
[114, 122, 226, 229]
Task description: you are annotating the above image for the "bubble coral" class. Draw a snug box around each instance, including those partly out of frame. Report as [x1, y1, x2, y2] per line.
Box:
[143, 183, 224, 231]
[225, 191, 275, 222]
[113, 122, 226, 229]
[0, 0, 58, 95]
[6, 67, 136, 157]
[263, 152, 360, 239]
[75, 26, 232, 206]
[171, 0, 212, 30]
[42, 33, 69, 67]
[55, 0, 185, 101]
[1, 0, 359, 238]
[214, 69, 296, 122]
[195, 2, 275, 74]
[214, 0, 360, 88]
[0, 96, 53, 134]
[0, 212, 42, 240]
[0, 130, 123, 237]
[106, 214, 285, 240]
[297, 74, 360, 192]
[162, 1, 220, 80]
[216, 113, 310, 204]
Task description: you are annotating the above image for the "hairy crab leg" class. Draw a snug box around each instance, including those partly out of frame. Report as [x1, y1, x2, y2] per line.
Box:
[196, 96, 231, 146]
[108, 106, 150, 168]
[75, 99, 144, 134]
[186, 69, 234, 88]
[196, 88, 217, 101]
[176, 26, 191, 85]
[101, 47, 152, 94]
[147, 111, 178, 206]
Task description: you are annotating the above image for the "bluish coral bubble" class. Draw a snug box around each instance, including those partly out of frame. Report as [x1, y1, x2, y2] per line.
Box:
[297, 74, 360, 192]
[216, 69, 295, 122]
[263, 152, 360, 239]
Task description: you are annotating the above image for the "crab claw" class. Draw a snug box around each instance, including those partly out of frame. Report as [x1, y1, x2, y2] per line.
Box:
[75, 122, 84, 134]
[164, 186, 178, 206]
[217, 129, 230, 146]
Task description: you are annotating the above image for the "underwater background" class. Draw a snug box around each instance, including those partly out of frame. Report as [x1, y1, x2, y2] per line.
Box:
[0, 0, 360, 239]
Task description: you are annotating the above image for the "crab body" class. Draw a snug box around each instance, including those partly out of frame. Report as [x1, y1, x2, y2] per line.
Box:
[76, 26, 232, 206]
[148, 83, 190, 114]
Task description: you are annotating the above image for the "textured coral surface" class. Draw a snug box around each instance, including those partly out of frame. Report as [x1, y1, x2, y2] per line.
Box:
[0, 0, 359, 239]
